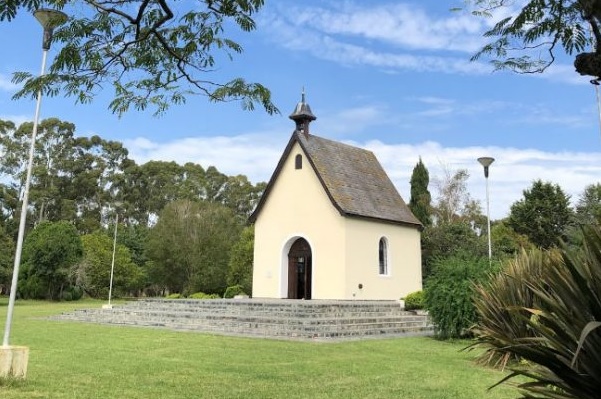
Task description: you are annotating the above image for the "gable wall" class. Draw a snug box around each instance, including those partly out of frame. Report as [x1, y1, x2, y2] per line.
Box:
[344, 218, 422, 300]
[253, 142, 347, 299]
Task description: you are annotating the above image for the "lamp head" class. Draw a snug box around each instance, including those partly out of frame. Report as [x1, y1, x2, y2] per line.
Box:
[477, 157, 495, 178]
[34, 9, 68, 50]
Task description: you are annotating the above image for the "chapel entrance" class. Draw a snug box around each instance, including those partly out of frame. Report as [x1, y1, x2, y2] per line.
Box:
[287, 238, 312, 299]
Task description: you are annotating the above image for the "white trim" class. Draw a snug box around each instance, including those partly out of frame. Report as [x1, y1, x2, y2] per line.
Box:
[279, 234, 314, 298]
[378, 236, 390, 276]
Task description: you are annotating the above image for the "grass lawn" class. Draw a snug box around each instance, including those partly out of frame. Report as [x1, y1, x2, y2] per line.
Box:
[0, 298, 519, 399]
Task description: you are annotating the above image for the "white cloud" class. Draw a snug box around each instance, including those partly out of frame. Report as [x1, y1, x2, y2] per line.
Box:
[274, 3, 486, 53]
[125, 133, 601, 221]
[263, 18, 491, 75]
[124, 131, 289, 182]
[260, 2, 586, 84]
[318, 105, 388, 135]
[0, 74, 17, 91]
[0, 114, 30, 126]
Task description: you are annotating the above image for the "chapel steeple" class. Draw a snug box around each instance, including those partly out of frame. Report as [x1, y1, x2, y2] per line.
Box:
[289, 89, 316, 136]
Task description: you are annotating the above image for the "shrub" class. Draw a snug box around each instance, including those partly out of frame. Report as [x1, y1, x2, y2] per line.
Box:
[424, 253, 497, 339]
[188, 292, 220, 299]
[404, 291, 425, 311]
[470, 248, 555, 369]
[18, 275, 45, 300]
[166, 293, 182, 299]
[69, 286, 84, 301]
[470, 223, 601, 398]
[223, 285, 247, 299]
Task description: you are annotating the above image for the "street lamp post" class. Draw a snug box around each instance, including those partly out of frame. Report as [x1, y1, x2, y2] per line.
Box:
[105, 212, 118, 309]
[0, 9, 67, 378]
[478, 157, 495, 264]
[2, 9, 68, 350]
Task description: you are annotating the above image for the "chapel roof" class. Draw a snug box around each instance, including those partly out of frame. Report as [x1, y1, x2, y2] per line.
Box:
[249, 95, 421, 228]
[249, 130, 421, 227]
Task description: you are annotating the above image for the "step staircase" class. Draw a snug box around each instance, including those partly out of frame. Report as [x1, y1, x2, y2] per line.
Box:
[51, 298, 433, 341]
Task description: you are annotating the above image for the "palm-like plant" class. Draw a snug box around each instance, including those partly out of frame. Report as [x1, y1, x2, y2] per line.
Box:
[471, 224, 601, 398]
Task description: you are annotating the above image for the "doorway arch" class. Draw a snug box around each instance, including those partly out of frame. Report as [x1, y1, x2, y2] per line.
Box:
[287, 238, 312, 299]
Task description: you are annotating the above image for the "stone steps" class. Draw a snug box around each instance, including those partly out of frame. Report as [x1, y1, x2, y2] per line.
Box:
[51, 298, 433, 341]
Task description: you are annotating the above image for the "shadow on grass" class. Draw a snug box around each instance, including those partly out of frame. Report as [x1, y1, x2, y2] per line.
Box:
[0, 377, 27, 388]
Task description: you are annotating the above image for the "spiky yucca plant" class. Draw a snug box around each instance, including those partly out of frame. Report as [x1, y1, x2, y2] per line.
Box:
[471, 248, 559, 369]
[471, 224, 601, 398]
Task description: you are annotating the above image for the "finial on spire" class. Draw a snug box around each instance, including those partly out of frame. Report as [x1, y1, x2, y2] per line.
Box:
[289, 88, 316, 136]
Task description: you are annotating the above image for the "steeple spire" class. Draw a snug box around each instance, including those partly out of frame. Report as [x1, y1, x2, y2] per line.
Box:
[289, 88, 316, 136]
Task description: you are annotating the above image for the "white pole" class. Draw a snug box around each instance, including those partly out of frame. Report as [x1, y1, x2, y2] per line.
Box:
[107, 213, 118, 307]
[2, 49, 49, 348]
[485, 175, 492, 264]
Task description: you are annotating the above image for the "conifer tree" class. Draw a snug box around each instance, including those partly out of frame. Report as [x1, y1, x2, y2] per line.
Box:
[409, 157, 432, 227]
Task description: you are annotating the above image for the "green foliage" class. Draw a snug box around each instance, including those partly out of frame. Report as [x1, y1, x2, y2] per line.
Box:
[575, 183, 601, 224]
[424, 253, 496, 339]
[227, 225, 254, 295]
[2, 1, 278, 117]
[146, 200, 243, 295]
[20, 221, 83, 300]
[471, 223, 601, 398]
[0, 224, 15, 294]
[188, 292, 220, 299]
[165, 293, 182, 299]
[409, 157, 432, 226]
[116, 224, 149, 268]
[421, 222, 487, 280]
[465, 1, 593, 77]
[471, 248, 558, 369]
[223, 285, 247, 299]
[403, 290, 425, 311]
[0, 118, 266, 232]
[490, 220, 534, 258]
[508, 180, 573, 249]
[76, 232, 145, 299]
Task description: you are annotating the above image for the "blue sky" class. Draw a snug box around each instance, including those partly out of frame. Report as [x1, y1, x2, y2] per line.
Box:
[1, 0, 601, 220]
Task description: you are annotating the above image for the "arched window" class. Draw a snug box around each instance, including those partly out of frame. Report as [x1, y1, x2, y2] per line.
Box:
[295, 154, 302, 169]
[378, 237, 388, 275]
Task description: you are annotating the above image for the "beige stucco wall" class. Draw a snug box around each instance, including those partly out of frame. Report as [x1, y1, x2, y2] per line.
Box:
[253, 142, 347, 299]
[344, 218, 422, 300]
[253, 140, 422, 300]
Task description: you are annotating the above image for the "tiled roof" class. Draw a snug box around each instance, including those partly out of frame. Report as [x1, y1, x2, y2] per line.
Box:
[250, 131, 421, 228]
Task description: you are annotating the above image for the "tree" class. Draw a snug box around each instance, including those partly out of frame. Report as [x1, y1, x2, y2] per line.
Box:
[20, 221, 83, 300]
[1, 1, 278, 116]
[421, 222, 487, 279]
[409, 157, 432, 227]
[146, 200, 242, 295]
[75, 232, 145, 298]
[0, 118, 135, 232]
[490, 219, 534, 258]
[0, 224, 15, 295]
[507, 180, 573, 249]
[227, 225, 254, 295]
[463, 0, 601, 81]
[432, 166, 484, 227]
[575, 182, 601, 224]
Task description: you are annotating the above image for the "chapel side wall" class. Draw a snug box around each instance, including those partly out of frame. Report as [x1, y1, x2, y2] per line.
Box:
[344, 218, 422, 300]
[253, 142, 347, 299]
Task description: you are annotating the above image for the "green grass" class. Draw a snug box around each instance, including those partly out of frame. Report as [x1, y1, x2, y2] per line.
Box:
[0, 298, 519, 399]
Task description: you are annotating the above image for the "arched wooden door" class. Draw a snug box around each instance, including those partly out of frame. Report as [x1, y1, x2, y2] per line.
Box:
[287, 238, 312, 299]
